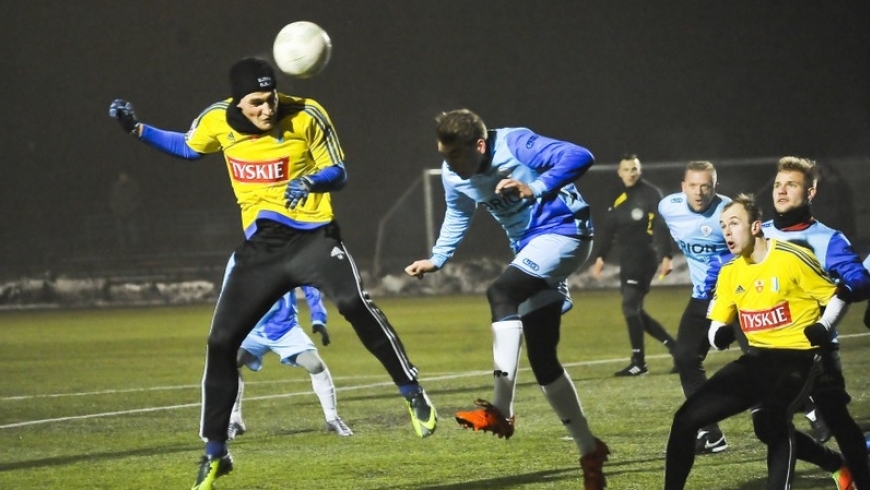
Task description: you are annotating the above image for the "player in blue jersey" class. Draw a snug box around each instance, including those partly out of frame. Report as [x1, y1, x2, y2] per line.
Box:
[404, 109, 609, 490]
[658, 161, 732, 454]
[754, 156, 870, 488]
[225, 259, 352, 439]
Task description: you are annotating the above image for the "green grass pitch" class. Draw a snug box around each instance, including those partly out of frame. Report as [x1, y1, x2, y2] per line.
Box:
[1, 286, 869, 489]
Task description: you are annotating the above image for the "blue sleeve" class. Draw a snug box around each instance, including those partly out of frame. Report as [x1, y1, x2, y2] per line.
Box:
[305, 163, 347, 192]
[704, 252, 733, 296]
[430, 173, 477, 268]
[301, 286, 328, 325]
[505, 129, 594, 198]
[139, 124, 203, 160]
[825, 233, 870, 302]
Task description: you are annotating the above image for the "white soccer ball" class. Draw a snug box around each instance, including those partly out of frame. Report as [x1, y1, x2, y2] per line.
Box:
[272, 21, 332, 79]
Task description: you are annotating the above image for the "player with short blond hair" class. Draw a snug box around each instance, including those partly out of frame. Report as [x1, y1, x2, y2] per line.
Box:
[658, 161, 732, 454]
[757, 156, 870, 488]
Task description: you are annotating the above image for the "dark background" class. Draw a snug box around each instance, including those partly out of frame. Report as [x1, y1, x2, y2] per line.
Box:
[2, 2, 868, 277]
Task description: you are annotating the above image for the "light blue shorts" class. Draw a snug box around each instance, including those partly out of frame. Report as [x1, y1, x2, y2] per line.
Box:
[239, 326, 316, 371]
[511, 234, 593, 316]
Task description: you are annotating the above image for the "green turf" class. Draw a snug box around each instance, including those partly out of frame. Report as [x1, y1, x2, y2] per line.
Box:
[1, 287, 869, 489]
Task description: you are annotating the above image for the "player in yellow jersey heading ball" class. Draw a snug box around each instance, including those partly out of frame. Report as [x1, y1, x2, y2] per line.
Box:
[663, 193, 855, 490]
[109, 57, 437, 490]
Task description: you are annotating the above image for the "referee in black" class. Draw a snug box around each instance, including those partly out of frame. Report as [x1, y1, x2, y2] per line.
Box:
[592, 154, 677, 376]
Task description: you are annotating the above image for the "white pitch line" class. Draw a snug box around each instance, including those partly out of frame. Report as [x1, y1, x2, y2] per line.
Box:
[2, 331, 868, 430]
[0, 374, 387, 402]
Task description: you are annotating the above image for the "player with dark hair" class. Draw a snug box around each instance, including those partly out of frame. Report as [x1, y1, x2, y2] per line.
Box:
[109, 57, 436, 490]
[658, 161, 732, 454]
[665, 194, 853, 490]
[756, 156, 870, 488]
[591, 154, 677, 376]
[405, 108, 609, 490]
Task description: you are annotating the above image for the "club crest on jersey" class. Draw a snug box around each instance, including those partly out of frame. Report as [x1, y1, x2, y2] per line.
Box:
[631, 208, 644, 221]
[330, 247, 346, 260]
[228, 157, 289, 183]
[754, 279, 764, 292]
[700, 225, 713, 237]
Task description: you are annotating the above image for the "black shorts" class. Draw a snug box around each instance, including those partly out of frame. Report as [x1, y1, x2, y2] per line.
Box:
[619, 255, 658, 294]
[813, 348, 851, 404]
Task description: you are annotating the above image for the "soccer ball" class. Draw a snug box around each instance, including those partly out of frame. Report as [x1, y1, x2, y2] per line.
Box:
[272, 21, 332, 79]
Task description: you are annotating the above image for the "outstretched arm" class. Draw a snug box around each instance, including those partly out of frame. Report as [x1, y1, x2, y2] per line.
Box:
[108, 99, 202, 160]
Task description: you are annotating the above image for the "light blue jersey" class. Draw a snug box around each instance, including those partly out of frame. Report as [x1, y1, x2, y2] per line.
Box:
[761, 219, 870, 302]
[658, 193, 731, 299]
[430, 128, 594, 269]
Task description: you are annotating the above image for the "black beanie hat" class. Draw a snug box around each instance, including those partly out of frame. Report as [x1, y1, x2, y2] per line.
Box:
[229, 57, 277, 101]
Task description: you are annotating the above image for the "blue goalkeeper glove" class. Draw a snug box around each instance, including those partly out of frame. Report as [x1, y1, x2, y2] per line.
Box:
[108, 99, 140, 135]
[312, 322, 330, 346]
[803, 322, 831, 347]
[707, 324, 735, 350]
[285, 177, 313, 209]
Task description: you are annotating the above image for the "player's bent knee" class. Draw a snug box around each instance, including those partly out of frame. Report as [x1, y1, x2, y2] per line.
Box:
[527, 348, 562, 385]
[672, 403, 705, 435]
[207, 331, 239, 355]
[751, 410, 775, 444]
[333, 293, 372, 323]
[295, 350, 325, 374]
[236, 348, 256, 369]
[531, 363, 563, 386]
[486, 282, 518, 308]
[487, 271, 535, 307]
[672, 344, 700, 371]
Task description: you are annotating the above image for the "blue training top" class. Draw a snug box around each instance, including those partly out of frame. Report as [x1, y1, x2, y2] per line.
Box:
[430, 128, 594, 268]
[762, 219, 870, 302]
[659, 193, 732, 300]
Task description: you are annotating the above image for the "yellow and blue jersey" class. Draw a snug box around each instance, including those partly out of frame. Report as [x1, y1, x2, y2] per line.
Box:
[185, 94, 345, 238]
[709, 239, 836, 350]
